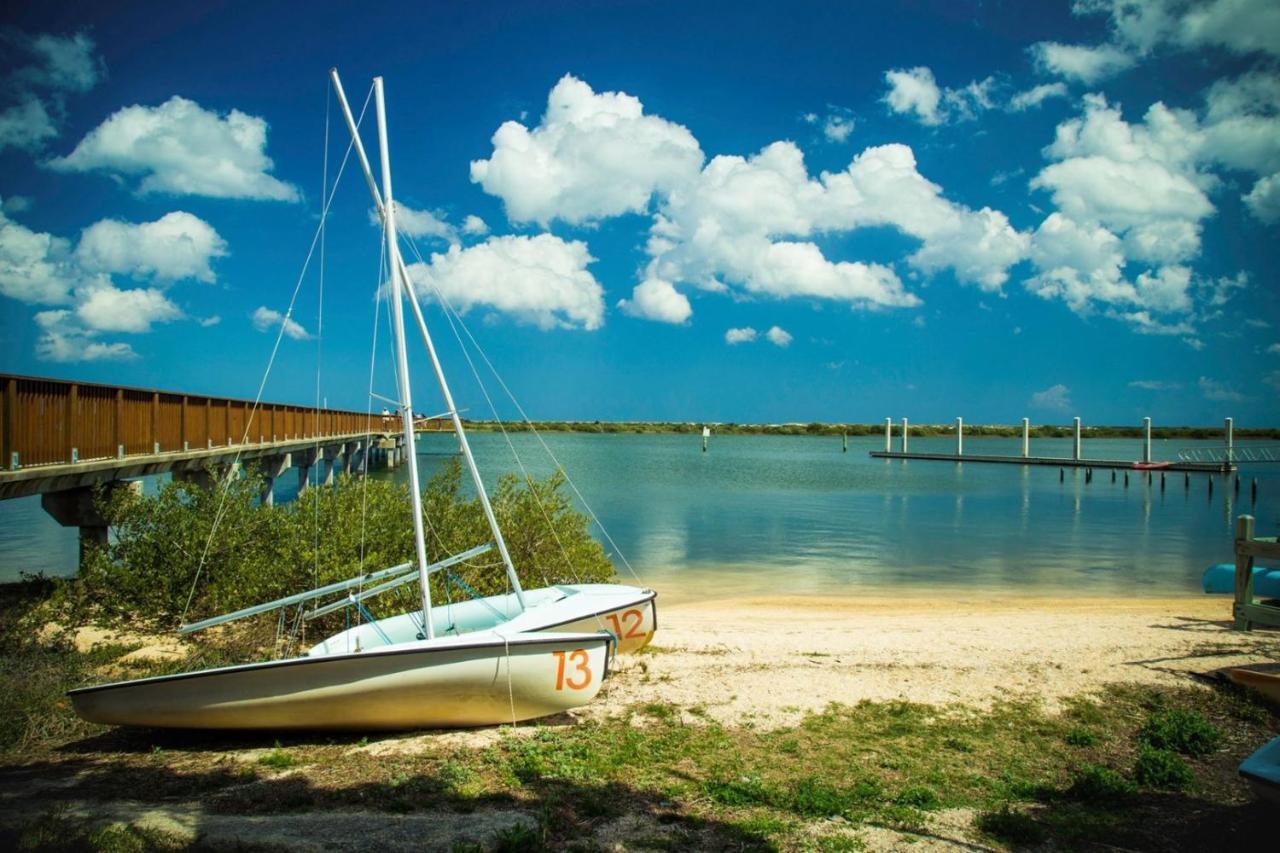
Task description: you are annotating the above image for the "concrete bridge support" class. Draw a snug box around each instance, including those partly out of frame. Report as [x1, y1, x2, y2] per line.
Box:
[41, 481, 141, 568]
[296, 447, 321, 493]
[260, 453, 291, 506]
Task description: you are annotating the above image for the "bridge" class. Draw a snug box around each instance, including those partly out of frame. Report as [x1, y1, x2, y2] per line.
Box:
[0, 373, 444, 564]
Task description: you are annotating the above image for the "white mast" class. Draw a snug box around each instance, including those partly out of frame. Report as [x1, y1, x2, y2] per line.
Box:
[331, 69, 527, 611]
[373, 76, 436, 638]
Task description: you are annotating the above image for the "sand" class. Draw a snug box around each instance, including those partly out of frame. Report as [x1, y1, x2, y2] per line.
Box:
[590, 594, 1280, 728]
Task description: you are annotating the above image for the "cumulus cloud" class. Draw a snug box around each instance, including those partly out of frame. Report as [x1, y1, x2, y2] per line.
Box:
[1128, 379, 1183, 390]
[724, 326, 757, 344]
[461, 214, 489, 236]
[34, 310, 136, 362]
[617, 277, 692, 324]
[1077, 0, 1280, 59]
[805, 107, 856, 142]
[1009, 83, 1070, 111]
[0, 99, 58, 153]
[0, 31, 103, 153]
[470, 74, 703, 225]
[50, 96, 299, 200]
[1, 202, 224, 359]
[407, 234, 604, 331]
[1030, 384, 1073, 412]
[76, 283, 182, 332]
[1198, 375, 1247, 402]
[765, 325, 792, 347]
[251, 306, 309, 340]
[1030, 42, 1136, 83]
[75, 212, 228, 281]
[392, 204, 457, 244]
[882, 67, 995, 125]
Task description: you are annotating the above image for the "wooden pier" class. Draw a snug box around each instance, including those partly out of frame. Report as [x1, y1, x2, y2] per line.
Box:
[871, 414, 1238, 473]
[0, 373, 437, 565]
[869, 450, 1230, 473]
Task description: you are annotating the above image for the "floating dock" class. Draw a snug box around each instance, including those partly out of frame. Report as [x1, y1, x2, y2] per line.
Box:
[869, 450, 1231, 473]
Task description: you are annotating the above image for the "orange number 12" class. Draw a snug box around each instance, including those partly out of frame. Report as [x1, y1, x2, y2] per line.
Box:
[606, 608, 646, 639]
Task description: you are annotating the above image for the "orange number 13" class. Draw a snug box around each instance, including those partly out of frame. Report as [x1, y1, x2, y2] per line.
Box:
[552, 649, 592, 690]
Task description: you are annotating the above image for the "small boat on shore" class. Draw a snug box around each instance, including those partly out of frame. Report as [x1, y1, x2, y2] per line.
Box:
[68, 69, 654, 731]
[1227, 667, 1280, 707]
[1132, 461, 1172, 470]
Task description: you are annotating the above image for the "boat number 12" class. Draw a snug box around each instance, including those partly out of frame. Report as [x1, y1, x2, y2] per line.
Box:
[605, 608, 647, 639]
[552, 649, 592, 690]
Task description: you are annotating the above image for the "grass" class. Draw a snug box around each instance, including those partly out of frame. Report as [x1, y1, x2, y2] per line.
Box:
[0, 585, 1274, 850]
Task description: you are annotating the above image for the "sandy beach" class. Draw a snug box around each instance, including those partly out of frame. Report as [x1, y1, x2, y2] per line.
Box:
[590, 594, 1280, 728]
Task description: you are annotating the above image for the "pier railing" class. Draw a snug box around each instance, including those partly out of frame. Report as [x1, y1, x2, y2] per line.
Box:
[1, 374, 381, 470]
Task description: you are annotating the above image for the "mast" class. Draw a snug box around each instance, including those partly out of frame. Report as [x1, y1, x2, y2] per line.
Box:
[331, 69, 527, 611]
[373, 76, 435, 638]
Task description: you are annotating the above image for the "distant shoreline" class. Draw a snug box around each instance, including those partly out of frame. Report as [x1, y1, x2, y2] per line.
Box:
[460, 421, 1280, 439]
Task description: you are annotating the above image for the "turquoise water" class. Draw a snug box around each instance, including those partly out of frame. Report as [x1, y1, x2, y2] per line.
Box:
[2, 433, 1277, 598]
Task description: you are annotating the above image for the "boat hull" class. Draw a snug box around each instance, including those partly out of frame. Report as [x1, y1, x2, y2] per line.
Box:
[311, 584, 658, 657]
[69, 632, 612, 730]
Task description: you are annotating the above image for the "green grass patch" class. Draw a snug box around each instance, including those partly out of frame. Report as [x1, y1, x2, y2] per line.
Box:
[1133, 746, 1195, 790]
[1139, 707, 1222, 757]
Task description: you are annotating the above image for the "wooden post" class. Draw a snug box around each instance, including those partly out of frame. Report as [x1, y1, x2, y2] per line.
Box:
[1234, 514, 1255, 630]
[114, 388, 123, 457]
[66, 383, 78, 463]
[151, 391, 160, 453]
[3, 377, 15, 469]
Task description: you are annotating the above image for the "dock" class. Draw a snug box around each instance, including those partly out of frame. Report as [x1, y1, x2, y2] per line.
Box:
[871, 414, 1238, 473]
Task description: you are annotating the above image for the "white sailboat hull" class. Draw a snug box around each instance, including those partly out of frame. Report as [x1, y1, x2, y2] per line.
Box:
[311, 584, 657, 657]
[69, 631, 612, 730]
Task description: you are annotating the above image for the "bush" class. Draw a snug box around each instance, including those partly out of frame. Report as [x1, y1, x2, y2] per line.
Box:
[1139, 708, 1222, 758]
[1133, 746, 1194, 790]
[1066, 764, 1136, 803]
[54, 458, 615, 632]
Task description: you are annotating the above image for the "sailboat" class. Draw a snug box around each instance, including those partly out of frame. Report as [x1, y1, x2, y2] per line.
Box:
[69, 71, 655, 731]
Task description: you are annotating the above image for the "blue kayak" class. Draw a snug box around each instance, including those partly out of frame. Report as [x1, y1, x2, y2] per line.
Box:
[1240, 735, 1280, 805]
[1201, 563, 1280, 598]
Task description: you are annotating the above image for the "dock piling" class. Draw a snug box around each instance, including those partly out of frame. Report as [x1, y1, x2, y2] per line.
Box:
[1225, 417, 1234, 465]
[1111, 470, 1116, 483]
[956, 417, 963, 456]
[1072, 417, 1082, 461]
[884, 417, 892, 452]
[842, 432, 848, 453]
[1124, 472, 1129, 487]
[1021, 418, 1030, 458]
[1059, 468, 1064, 482]
[901, 418, 909, 453]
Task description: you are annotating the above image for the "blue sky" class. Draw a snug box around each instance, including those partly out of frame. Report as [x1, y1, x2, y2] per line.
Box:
[1, 0, 1277, 426]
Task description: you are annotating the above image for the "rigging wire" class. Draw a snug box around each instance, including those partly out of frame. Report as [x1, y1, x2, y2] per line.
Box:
[311, 78, 332, 616]
[179, 81, 375, 626]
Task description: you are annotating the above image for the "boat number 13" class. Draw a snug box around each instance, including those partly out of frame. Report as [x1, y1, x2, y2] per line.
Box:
[552, 649, 592, 690]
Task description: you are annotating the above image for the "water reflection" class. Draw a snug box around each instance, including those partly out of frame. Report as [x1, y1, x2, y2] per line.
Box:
[2, 434, 1276, 598]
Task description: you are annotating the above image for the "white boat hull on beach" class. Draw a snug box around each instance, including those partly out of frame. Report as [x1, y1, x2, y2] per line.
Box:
[310, 583, 658, 657]
[69, 631, 613, 730]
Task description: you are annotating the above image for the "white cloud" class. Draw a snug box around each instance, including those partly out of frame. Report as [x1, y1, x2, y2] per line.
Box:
[818, 110, 856, 143]
[765, 325, 792, 347]
[1009, 83, 1069, 111]
[50, 96, 299, 201]
[618, 277, 692, 324]
[12, 32, 102, 93]
[1072, 0, 1280, 64]
[407, 234, 604, 331]
[34, 310, 136, 362]
[1030, 383, 1072, 412]
[0, 205, 76, 304]
[883, 67, 943, 125]
[1244, 172, 1280, 221]
[724, 327, 757, 344]
[461, 214, 488, 236]
[75, 282, 182, 332]
[883, 67, 995, 125]
[470, 74, 703, 225]
[251, 306, 310, 340]
[1198, 375, 1248, 402]
[1200, 270, 1249, 306]
[75, 212, 227, 282]
[1, 196, 32, 215]
[198, 315, 221, 327]
[392, 203, 457, 244]
[0, 98, 57, 153]
[1030, 42, 1135, 84]
[1128, 379, 1183, 390]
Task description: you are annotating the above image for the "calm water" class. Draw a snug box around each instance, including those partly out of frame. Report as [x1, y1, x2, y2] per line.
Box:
[2, 433, 1277, 599]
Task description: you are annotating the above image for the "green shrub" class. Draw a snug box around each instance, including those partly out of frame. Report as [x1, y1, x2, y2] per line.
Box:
[1139, 708, 1222, 758]
[55, 458, 614, 631]
[1066, 764, 1136, 803]
[1133, 746, 1194, 790]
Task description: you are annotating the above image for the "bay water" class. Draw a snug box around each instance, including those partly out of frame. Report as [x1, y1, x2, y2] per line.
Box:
[2, 433, 1276, 601]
